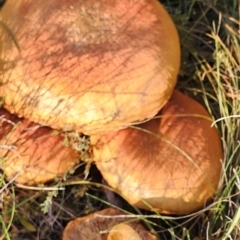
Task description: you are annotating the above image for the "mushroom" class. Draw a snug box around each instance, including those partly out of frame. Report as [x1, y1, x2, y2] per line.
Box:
[0, 107, 79, 184]
[107, 223, 142, 240]
[62, 208, 157, 240]
[91, 90, 223, 214]
[0, 0, 180, 135]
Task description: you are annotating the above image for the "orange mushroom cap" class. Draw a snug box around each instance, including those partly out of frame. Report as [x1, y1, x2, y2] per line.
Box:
[62, 208, 157, 240]
[91, 90, 223, 214]
[0, 108, 79, 184]
[107, 223, 142, 240]
[0, 0, 180, 135]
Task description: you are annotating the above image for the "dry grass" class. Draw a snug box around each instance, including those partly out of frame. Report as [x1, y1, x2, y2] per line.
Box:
[0, 0, 239, 239]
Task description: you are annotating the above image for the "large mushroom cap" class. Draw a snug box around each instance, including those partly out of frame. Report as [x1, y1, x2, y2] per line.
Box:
[91, 90, 223, 214]
[62, 208, 157, 240]
[0, 108, 79, 184]
[0, 0, 180, 135]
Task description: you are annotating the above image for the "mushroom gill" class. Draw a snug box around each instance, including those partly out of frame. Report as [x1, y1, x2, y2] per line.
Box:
[62, 208, 157, 240]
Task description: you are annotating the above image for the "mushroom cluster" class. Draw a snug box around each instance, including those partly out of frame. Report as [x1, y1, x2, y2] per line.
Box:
[0, 0, 223, 239]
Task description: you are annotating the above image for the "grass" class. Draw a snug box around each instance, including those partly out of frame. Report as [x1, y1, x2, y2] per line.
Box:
[0, 0, 239, 239]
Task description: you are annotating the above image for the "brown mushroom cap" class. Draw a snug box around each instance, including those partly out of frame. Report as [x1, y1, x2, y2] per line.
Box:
[62, 208, 157, 240]
[91, 90, 223, 214]
[0, 0, 180, 135]
[0, 108, 79, 184]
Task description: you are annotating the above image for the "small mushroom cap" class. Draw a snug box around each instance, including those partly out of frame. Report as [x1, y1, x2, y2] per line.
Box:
[0, 108, 79, 184]
[62, 208, 157, 240]
[0, 0, 180, 135]
[107, 223, 141, 240]
[91, 90, 223, 214]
